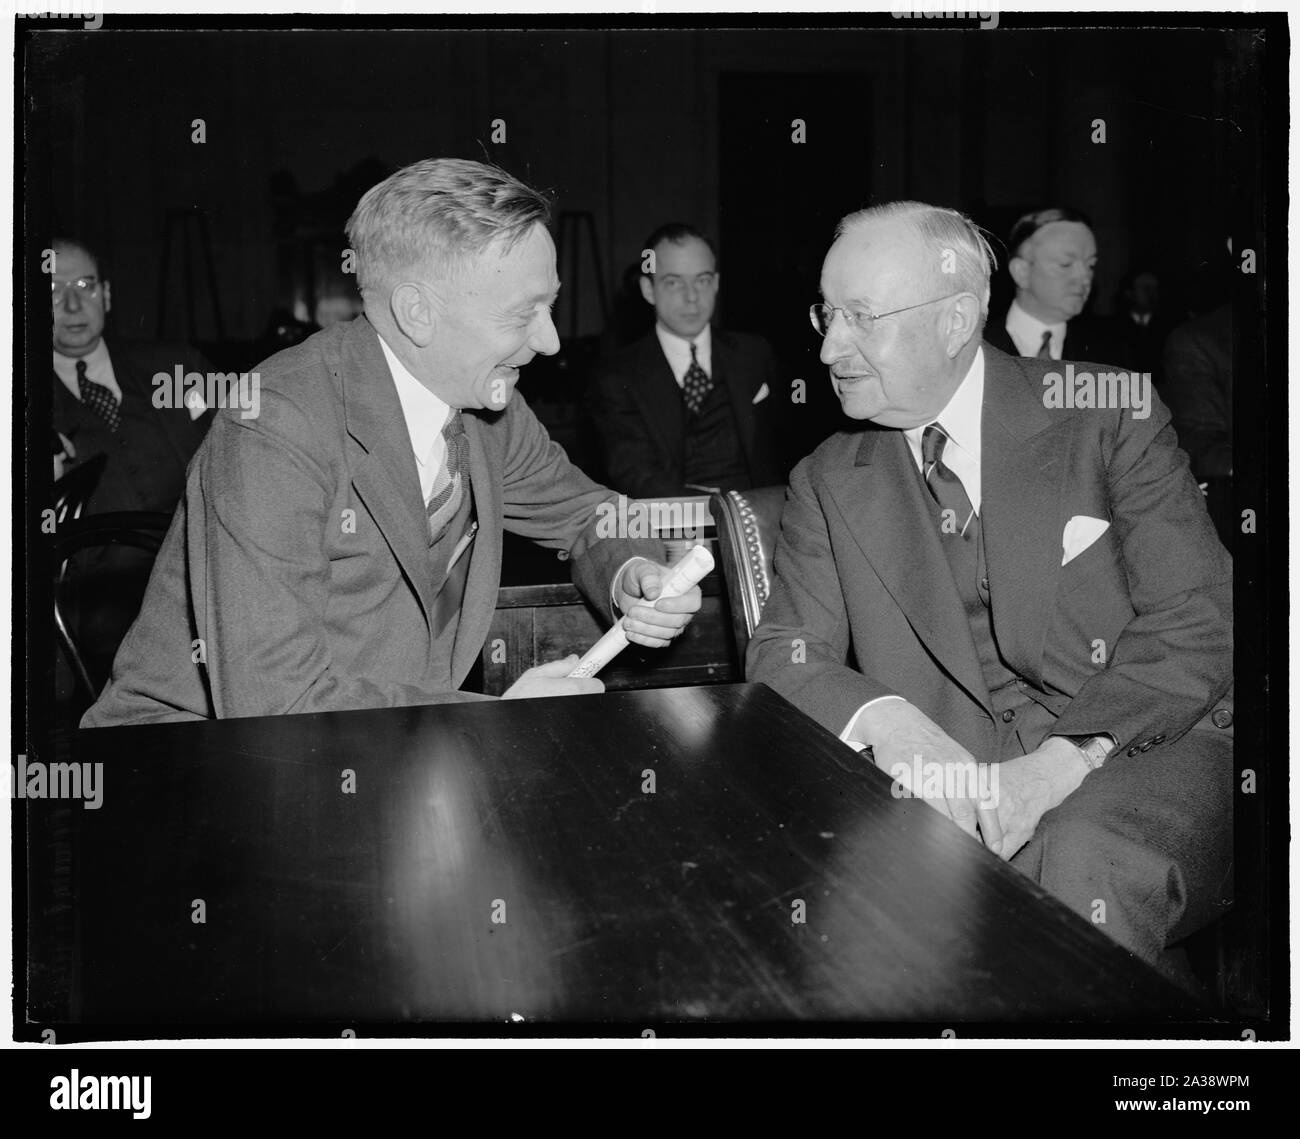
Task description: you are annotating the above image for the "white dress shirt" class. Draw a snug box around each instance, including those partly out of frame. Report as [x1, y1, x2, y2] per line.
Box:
[378, 333, 453, 506]
[655, 322, 712, 385]
[1004, 298, 1066, 360]
[53, 339, 121, 403]
[840, 348, 986, 746]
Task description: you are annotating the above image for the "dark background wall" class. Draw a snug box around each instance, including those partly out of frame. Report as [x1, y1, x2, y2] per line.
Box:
[29, 24, 1259, 460]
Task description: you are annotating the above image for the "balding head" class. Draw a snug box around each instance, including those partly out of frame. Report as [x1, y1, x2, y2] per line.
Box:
[815, 202, 990, 426]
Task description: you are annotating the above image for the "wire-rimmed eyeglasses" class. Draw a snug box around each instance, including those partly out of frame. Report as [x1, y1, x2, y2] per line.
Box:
[809, 292, 964, 338]
[51, 276, 102, 306]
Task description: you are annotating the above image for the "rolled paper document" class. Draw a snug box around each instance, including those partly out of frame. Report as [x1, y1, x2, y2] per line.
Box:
[567, 544, 715, 678]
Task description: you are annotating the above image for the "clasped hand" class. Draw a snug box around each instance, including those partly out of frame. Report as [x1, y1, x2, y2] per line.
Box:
[852, 699, 1088, 859]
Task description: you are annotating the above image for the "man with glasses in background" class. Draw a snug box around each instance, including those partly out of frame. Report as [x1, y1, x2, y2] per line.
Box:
[748, 201, 1233, 986]
[49, 236, 214, 708]
[590, 222, 786, 499]
[50, 236, 212, 503]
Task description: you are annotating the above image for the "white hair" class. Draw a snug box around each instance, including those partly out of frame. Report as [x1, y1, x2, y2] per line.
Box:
[836, 200, 998, 317]
[345, 158, 552, 295]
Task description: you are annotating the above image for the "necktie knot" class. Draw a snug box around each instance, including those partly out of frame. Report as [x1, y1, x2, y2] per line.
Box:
[922, 423, 948, 467]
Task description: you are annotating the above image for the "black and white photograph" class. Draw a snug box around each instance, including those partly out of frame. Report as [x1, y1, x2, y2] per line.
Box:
[5, 0, 1289, 1111]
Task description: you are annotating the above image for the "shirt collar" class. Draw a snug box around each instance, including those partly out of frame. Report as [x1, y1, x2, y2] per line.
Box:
[904, 346, 984, 464]
[1005, 297, 1066, 354]
[377, 333, 452, 467]
[53, 337, 111, 384]
[654, 322, 711, 379]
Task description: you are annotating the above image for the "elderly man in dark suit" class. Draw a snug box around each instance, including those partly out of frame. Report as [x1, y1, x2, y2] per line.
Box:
[590, 223, 785, 499]
[748, 201, 1233, 981]
[983, 207, 1134, 368]
[83, 159, 700, 725]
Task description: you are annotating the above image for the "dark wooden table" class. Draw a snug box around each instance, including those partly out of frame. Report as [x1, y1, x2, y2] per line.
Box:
[26, 684, 1205, 1034]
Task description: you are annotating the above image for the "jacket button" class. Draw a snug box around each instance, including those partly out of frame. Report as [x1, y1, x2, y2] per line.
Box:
[1001, 709, 1015, 722]
[1140, 740, 1154, 752]
[1211, 709, 1233, 729]
[1126, 745, 1141, 757]
[1151, 734, 1166, 744]
[980, 577, 990, 591]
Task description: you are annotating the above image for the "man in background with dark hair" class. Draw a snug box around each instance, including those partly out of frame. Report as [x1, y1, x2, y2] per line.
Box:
[984, 207, 1134, 367]
[590, 223, 786, 499]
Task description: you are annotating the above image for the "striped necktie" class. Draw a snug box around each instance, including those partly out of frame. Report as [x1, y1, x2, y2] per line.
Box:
[922, 424, 976, 542]
[77, 358, 121, 433]
[1036, 329, 1054, 359]
[426, 410, 468, 543]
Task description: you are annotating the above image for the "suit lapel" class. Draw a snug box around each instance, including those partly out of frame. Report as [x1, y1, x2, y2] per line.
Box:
[450, 411, 501, 684]
[827, 426, 991, 715]
[630, 332, 686, 464]
[714, 330, 760, 475]
[979, 346, 1072, 682]
[340, 317, 438, 630]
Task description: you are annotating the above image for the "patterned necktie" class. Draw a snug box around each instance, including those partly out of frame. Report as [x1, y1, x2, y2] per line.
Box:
[681, 342, 714, 414]
[426, 409, 468, 543]
[1036, 329, 1054, 359]
[922, 424, 976, 542]
[77, 358, 121, 433]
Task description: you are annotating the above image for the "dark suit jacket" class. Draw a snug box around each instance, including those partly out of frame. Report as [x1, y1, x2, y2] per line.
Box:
[984, 309, 1136, 373]
[83, 316, 657, 726]
[747, 343, 1233, 765]
[1162, 304, 1232, 480]
[53, 339, 213, 515]
[589, 327, 786, 498]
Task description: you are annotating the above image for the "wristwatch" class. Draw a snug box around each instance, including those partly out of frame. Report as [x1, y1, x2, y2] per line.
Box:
[1072, 735, 1113, 771]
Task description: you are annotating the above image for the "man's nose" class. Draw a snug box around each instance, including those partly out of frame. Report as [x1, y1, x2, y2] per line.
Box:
[819, 318, 852, 366]
[530, 309, 560, 357]
[62, 287, 82, 313]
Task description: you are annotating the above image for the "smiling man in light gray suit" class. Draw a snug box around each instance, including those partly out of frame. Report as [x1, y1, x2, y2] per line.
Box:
[84, 159, 700, 725]
[748, 201, 1233, 982]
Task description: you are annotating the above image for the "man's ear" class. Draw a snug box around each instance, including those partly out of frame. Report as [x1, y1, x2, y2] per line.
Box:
[944, 294, 982, 357]
[389, 282, 437, 347]
[101, 280, 112, 315]
[1008, 254, 1031, 292]
[638, 275, 656, 306]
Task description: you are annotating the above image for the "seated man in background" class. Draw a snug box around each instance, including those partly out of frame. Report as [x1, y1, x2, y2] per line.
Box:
[1163, 301, 1233, 545]
[84, 159, 700, 726]
[984, 207, 1134, 368]
[50, 236, 214, 702]
[590, 223, 785, 499]
[748, 200, 1233, 982]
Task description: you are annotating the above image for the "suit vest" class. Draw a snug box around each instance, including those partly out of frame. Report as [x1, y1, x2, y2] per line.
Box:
[917, 468, 1018, 696]
[683, 381, 749, 490]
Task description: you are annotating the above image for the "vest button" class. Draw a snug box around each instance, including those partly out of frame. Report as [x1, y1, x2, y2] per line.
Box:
[1126, 745, 1141, 757]
[1000, 709, 1015, 722]
[1211, 709, 1233, 729]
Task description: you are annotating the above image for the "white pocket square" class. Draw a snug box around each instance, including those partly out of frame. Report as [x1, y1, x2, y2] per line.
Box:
[752, 382, 769, 405]
[1062, 515, 1109, 566]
